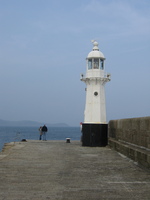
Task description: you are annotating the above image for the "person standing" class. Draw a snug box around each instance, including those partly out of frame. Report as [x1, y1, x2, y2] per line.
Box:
[39, 126, 43, 140]
[42, 125, 48, 141]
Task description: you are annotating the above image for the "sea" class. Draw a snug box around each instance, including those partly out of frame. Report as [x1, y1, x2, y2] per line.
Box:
[0, 126, 81, 152]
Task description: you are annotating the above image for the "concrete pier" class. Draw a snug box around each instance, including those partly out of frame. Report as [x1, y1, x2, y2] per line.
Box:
[0, 140, 150, 200]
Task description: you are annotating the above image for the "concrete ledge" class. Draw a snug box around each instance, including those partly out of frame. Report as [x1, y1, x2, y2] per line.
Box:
[109, 138, 150, 170]
[1, 142, 15, 152]
[108, 117, 150, 149]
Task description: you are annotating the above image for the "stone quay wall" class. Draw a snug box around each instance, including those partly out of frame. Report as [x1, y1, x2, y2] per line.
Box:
[108, 117, 150, 170]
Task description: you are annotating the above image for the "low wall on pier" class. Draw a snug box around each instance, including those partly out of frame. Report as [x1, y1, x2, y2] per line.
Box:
[108, 117, 150, 170]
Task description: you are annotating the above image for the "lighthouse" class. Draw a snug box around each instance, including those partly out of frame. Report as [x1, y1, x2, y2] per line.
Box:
[80, 41, 111, 146]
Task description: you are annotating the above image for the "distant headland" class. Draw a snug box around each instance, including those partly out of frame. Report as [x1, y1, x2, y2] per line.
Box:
[0, 119, 69, 127]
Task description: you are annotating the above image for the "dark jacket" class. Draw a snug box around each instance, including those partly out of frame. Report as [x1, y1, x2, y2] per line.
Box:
[42, 125, 48, 132]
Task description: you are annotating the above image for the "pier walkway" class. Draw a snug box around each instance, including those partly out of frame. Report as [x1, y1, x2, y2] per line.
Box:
[0, 140, 150, 200]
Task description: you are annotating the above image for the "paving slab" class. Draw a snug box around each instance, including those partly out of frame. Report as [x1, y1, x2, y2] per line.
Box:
[0, 140, 150, 200]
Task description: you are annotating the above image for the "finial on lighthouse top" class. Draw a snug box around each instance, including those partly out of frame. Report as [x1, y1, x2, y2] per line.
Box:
[91, 40, 99, 51]
[87, 40, 105, 59]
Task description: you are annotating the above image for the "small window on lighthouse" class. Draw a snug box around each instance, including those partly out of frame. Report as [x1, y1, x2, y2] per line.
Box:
[93, 59, 99, 69]
[88, 59, 92, 69]
[100, 59, 104, 70]
[94, 91, 98, 96]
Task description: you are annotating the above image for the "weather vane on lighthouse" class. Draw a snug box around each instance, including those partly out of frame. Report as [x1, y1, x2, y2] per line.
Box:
[80, 40, 111, 146]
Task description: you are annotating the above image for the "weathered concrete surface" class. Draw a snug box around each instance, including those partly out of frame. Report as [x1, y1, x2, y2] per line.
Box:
[109, 117, 150, 148]
[0, 140, 150, 200]
[108, 117, 150, 169]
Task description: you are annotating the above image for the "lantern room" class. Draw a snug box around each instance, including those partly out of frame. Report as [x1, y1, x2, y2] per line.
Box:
[86, 41, 105, 70]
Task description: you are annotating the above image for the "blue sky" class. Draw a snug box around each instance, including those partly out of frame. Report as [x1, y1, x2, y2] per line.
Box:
[0, 0, 150, 126]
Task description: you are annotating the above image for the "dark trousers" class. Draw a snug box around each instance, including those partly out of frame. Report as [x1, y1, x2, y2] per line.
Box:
[43, 132, 46, 141]
[39, 135, 42, 140]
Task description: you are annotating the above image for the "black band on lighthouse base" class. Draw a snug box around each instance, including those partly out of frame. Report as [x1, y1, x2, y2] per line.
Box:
[81, 123, 108, 147]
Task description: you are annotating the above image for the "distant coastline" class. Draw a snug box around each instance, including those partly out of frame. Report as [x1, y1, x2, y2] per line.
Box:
[0, 119, 69, 127]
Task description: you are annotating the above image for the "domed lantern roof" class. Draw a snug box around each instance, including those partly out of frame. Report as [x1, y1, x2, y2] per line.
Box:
[87, 41, 105, 59]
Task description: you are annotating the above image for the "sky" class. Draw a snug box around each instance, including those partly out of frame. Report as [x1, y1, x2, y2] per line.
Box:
[0, 0, 150, 126]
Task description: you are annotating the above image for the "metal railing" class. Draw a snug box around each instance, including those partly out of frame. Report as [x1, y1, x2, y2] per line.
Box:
[14, 132, 21, 145]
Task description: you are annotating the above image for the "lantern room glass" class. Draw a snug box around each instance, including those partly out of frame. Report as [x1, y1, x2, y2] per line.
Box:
[93, 59, 99, 69]
[100, 59, 104, 69]
[88, 59, 92, 69]
[88, 58, 104, 70]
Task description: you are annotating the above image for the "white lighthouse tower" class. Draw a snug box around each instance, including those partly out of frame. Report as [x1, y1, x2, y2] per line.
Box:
[80, 41, 111, 146]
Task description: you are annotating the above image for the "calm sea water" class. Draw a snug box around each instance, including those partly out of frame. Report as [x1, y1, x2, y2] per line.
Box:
[0, 126, 81, 152]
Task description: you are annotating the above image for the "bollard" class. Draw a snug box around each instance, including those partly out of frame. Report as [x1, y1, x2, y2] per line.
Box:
[66, 138, 71, 143]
